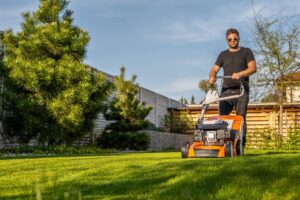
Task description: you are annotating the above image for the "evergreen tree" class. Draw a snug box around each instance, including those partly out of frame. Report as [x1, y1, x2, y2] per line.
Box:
[190, 95, 196, 104]
[0, 0, 111, 145]
[104, 66, 152, 132]
[179, 96, 189, 105]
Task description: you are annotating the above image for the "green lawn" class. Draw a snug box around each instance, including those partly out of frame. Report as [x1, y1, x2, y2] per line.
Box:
[0, 150, 299, 200]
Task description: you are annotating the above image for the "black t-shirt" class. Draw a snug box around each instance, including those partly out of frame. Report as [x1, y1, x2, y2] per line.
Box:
[215, 47, 255, 91]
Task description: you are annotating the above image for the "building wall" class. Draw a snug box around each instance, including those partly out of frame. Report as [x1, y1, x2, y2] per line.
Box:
[146, 131, 193, 151]
[287, 85, 300, 102]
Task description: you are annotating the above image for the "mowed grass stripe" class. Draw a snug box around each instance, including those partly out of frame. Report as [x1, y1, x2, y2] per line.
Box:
[0, 151, 299, 199]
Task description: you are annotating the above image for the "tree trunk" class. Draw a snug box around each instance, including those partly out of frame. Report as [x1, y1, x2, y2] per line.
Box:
[277, 90, 284, 148]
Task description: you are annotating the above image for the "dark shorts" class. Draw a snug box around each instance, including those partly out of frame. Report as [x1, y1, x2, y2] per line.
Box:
[219, 88, 249, 145]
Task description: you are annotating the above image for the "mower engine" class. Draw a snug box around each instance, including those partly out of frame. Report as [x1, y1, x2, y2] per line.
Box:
[182, 115, 243, 158]
[194, 120, 228, 146]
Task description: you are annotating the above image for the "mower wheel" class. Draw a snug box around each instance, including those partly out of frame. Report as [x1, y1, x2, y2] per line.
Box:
[236, 140, 244, 156]
[181, 142, 190, 158]
[237, 123, 244, 156]
[225, 141, 233, 157]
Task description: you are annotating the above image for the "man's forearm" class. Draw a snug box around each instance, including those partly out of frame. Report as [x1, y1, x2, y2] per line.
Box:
[239, 61, 256, 77]
[239, 69, 255, 77]
[209, 69, 217, 79]
[208, 65, 220, 83]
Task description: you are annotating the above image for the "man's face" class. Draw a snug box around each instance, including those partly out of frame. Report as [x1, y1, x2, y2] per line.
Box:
[226, 33, 239, 49]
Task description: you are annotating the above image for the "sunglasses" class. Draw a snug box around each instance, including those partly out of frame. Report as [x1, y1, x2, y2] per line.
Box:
[227, 37, 239, 42]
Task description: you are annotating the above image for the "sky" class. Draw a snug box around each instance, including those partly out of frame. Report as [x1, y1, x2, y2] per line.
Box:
[0, 0, 299, 103]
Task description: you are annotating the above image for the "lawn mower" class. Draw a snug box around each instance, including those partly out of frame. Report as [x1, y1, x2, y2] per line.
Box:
[181, 76, 245, 158]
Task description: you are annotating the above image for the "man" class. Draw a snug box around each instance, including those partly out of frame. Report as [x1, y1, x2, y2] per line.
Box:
[208, 28, 256, 148]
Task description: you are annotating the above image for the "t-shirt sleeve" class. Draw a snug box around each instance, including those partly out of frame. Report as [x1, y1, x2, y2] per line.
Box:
[246, 48, 255, 63]
[215, 52, 223, 67]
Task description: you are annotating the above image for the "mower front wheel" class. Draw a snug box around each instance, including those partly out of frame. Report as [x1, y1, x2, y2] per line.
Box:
[181, 142, 190, 158]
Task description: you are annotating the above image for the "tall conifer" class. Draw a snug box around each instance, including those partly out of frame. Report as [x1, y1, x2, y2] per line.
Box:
[0, 0, 111, 145]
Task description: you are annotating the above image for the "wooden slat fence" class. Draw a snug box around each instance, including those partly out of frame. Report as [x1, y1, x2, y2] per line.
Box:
[177, 102, 300, 149]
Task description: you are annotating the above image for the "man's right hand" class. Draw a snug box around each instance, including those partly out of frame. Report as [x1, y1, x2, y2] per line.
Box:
[208, 77, 216, 85]
[207, 78, 216, 90]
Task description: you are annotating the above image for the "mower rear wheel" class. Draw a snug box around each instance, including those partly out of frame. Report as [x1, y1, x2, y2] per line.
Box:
[236, 140, 244, 156]
[225, 141, 233, 157]
[181, 142, 190, 158]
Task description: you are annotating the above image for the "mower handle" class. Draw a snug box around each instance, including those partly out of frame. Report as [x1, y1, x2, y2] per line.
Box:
[198, 75, 244, 122]
[205, 75, 245, 104]
[216, 76, 233, 79]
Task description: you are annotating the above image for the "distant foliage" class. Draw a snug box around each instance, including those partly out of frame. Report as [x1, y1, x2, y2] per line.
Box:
[259, 127, 278, 149]
[98, 131, 150, 151]
[284, 127, 300, 150]
[0, 0, 112, 145]
[161, 110, 194, 134]
[0, 145, 112, 155]
[260, 93, 277, 103]
[179, 97, 189, 105]
[190, 95, 196, 104]
[246, 127, 300, 150]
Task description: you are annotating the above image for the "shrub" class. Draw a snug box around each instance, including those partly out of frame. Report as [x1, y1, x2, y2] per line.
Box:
[260, 127, 277, 149]
[0, 146, 111, 155]
[160, 110, 194, 134]
[98, 131, 150, 150]
[285, 127, 300, 150]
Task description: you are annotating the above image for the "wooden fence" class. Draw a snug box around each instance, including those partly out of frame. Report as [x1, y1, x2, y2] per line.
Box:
[176, 102, 300, 149]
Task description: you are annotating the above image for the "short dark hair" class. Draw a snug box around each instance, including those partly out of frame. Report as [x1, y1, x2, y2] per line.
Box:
[226, 28, 239, 37]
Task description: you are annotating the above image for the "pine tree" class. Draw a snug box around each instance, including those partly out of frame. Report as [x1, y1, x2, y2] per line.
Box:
[104, 66, 152, 132]
[0, 0, 111, 145]
[191, 95, 196, 104]
[179, 96, 189, 105]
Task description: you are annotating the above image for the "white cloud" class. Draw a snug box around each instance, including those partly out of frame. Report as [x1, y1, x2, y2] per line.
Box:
[144, 9, 255, 44]
[145, 19, 224, 44]
[159, 77, 200, 93]
[154, 77, 206, 102]
[144, 0, 300, 45]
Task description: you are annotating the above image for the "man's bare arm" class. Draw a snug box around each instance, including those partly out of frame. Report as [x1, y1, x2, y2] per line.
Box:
[232, 60, 257, 80]
[208, 64, 221, 84]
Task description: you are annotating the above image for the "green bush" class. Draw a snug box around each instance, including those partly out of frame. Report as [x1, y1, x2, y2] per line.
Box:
[285, 127, 300, 150]
[260, 127, 277, 149]
[160, 110, 194, 134]
[98, 131, 150, 150]
[0, 146, 111, 155]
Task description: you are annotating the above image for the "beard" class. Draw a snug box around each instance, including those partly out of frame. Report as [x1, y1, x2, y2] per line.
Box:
[229, 43, 239, 49]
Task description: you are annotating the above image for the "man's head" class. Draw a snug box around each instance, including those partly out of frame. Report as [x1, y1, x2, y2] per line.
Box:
[226, 28, 239, 49]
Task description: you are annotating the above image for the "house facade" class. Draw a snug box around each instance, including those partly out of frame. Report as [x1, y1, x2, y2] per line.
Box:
[285, 71, 300, 102]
